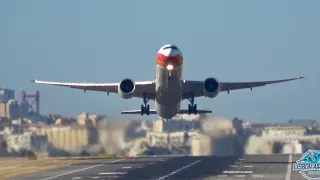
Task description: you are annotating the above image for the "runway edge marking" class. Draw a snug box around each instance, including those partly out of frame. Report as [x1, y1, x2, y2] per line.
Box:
[39, 159, 124, 180]
[285, 154, 292, 180]
[156, 159, 202, 180]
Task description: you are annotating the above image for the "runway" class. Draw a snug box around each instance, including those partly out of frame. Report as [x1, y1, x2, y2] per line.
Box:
[12, 154, 304, 180]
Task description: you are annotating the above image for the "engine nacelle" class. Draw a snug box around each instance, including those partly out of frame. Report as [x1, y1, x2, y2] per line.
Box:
[118, 78, 135, 99]
[203, 77, 220, 98]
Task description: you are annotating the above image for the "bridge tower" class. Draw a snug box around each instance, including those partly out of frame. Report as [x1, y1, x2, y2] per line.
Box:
[20, 90, 40, 114]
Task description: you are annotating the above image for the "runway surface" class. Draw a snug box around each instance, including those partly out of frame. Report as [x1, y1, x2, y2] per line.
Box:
[12, 154, 304, 180]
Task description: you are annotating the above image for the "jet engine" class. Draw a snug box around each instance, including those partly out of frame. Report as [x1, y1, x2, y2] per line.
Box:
[118, 79, 135, 99]
[203, 77, 220, 98]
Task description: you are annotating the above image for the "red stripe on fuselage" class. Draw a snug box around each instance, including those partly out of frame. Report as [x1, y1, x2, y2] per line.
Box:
[156, 53, 183, 68]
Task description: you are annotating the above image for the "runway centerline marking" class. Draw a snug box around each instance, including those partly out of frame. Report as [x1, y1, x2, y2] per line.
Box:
[252, 174, 264, 178]
[235, 174, 246, 178]
[39, 159, 125, 180]
[217, 175, 228, 177]
[110, 159, 125, 163]
[156, 159, 202, 180]
[223, 171, 252, 174]
[243, 165, 253, 168]
[285, 154, 292, 180]
[98, 172, 127, 175]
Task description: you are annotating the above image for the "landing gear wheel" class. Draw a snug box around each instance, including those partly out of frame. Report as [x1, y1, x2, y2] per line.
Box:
[188, 104, 197, 115]
[146, 104, 150, 115]
[141, 104, 150, 116]
[188, 104, 191, 115]
[141, 105, 144, 115]
[141, 93, 150, 116]
[187, 94, 197, 115]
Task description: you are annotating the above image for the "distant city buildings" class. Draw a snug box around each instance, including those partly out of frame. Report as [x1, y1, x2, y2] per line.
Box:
[0, 88, 28, 124]
[0, 88, 15, 103]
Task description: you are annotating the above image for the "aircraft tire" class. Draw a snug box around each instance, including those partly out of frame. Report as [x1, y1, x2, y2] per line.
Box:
[141, 105, 144, 115]
[188, 104, 192, 115]
[146, 105, 150, 115]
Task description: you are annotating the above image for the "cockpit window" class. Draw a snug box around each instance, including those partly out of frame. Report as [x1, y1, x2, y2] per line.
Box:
[163, 45, 178, 50]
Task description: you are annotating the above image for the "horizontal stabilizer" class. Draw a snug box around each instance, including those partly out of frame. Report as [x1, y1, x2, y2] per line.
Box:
[121, 109, 212, 115]
[178, 109, 212, 114]
[121, 110, 157, 115]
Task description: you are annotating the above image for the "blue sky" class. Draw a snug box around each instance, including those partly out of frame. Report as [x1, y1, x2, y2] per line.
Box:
[0, 0, 319, 122]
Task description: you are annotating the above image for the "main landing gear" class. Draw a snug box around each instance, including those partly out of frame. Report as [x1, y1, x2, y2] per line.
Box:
[141, 94, 150, 116]
[188, 95, 197, 115]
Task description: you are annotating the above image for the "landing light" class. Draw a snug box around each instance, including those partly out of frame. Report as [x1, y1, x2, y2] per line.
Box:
[167, 64, 174, 71]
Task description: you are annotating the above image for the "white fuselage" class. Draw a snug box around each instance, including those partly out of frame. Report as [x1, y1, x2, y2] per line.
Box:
[154, 64, 183, 119]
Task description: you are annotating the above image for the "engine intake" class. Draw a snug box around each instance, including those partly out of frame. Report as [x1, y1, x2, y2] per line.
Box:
[118, 79, 135, 99]
[203, 77, 220, 98]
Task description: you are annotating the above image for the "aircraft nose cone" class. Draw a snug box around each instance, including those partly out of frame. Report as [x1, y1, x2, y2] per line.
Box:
[156, 45, 183, 68]
[161, 46, 181, 57]
[156, 53, 183, 68]
[166, 49, 176, 57]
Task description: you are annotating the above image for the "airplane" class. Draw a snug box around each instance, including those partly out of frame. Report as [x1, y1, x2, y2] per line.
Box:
[31, 44, 304, 119]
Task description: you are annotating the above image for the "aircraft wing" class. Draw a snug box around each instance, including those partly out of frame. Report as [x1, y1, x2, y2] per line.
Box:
[31, 79, 156, 99]
[182, 77, 304, 99]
